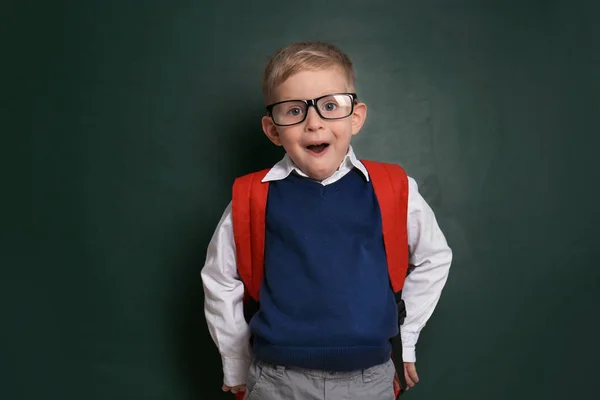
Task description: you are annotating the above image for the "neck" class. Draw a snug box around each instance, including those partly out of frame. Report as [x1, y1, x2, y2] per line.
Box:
[289, 147, 352, 182]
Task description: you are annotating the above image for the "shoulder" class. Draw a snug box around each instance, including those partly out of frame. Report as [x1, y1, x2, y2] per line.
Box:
[359, 159, 411, 183]
[407, 175, 419, 190]
[360, 159, 420, 195]
[232, 168, 272, 205]
[360, 159, 407, 174]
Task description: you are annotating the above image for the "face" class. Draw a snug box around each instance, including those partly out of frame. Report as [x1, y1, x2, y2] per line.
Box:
[261, 68, 367, 181]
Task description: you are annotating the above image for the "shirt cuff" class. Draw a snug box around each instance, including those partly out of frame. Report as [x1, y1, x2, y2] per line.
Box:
[222, 356, 252, 387]
[402, 345, 416, 363]
[400, 331, 419, 362]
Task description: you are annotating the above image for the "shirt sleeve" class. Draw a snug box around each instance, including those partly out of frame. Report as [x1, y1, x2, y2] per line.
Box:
[401, 177, 453, 362]
[200, 201, 252, 387]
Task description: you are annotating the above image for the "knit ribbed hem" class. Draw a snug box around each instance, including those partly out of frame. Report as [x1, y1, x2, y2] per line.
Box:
[253, 341, 392, 372]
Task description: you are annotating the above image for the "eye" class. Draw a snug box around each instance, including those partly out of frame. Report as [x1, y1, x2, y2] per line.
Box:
[287, 107, 304, 116]
[322, 102, 337, 112]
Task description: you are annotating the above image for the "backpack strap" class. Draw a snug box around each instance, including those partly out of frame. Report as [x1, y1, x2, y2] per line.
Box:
[361, 160, 408, 293]
[361, 159, 410, 398]
[361, 160, 410, 292]
[231, 168, 270, 321]
[232, 169, 269, 400]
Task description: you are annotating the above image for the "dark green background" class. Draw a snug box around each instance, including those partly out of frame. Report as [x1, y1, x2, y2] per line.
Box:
[5, 0, 599, 399]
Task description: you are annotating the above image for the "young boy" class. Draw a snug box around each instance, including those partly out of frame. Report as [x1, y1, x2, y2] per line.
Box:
[201, 41, 452, 400]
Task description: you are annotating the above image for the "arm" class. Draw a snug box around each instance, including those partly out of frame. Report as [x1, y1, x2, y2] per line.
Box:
[201, 201, 252, 387]
[401, 177, 453, 362]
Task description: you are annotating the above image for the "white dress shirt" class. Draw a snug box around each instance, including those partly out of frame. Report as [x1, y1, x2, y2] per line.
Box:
[201, 146, 453, 387]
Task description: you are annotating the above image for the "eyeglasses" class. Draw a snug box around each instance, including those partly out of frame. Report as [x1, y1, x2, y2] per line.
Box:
[266, 93, 358, 126]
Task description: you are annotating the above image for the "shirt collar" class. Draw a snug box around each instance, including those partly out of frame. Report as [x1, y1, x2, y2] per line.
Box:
[261, 145, 370, 183]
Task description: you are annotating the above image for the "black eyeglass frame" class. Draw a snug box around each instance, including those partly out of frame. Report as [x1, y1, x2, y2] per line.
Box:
[265, 92, 358, 126]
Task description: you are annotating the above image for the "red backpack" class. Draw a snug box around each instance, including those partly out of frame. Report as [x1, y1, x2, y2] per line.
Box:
[231, 160, 410, 398]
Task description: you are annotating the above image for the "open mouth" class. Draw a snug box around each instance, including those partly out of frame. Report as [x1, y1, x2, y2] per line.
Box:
[306, 143, 330, 154]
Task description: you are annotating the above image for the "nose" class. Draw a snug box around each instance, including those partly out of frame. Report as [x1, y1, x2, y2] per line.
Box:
[304, 105, 324, 131]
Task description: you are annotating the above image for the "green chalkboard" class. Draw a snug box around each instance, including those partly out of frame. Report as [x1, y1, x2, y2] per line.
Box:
[6, 0, 599, 399]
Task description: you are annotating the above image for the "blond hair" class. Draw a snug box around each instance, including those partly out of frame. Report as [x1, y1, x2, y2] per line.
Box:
[262, 41, 356, 104]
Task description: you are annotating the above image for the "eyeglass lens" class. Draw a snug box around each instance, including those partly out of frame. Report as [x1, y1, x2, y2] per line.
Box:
[271, 94, 354, 125]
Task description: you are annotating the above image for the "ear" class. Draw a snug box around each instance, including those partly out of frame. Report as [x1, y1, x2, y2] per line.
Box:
[262, 115, 282, 146]
[351, 102, 368, 136]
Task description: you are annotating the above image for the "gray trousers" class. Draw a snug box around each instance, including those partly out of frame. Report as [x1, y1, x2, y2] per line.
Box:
[245, 358, 396, 400]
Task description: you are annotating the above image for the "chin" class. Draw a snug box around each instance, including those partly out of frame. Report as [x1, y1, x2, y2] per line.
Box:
[306, 168, 335, 181]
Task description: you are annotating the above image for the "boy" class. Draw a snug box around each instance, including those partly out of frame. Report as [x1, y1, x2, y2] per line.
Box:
[201, 41, 452, 400]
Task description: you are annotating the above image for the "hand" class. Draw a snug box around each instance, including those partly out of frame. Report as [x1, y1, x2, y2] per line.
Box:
[403, 362, 419, 391]
[222, 384, 247, 395]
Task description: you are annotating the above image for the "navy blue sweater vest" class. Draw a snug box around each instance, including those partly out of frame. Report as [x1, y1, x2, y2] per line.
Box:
[249, 169, 398, 371]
